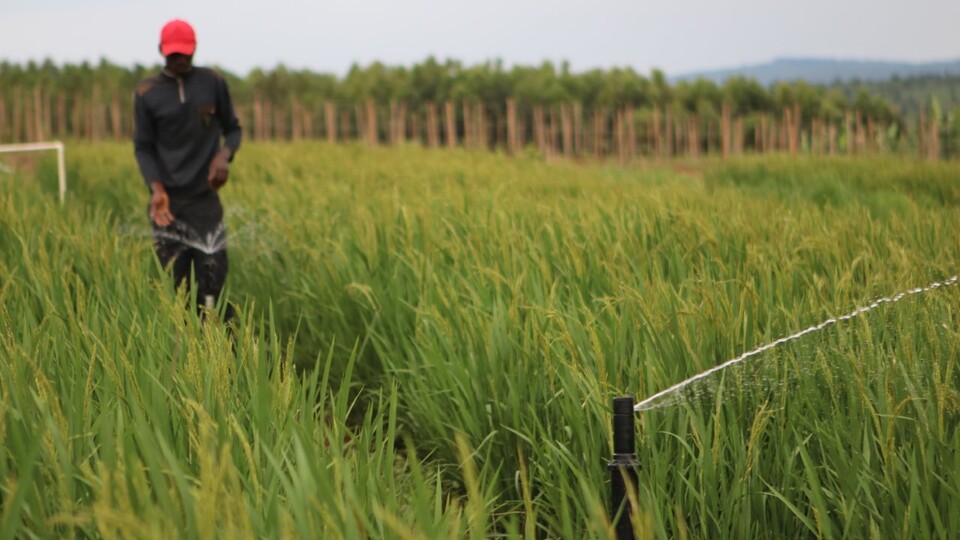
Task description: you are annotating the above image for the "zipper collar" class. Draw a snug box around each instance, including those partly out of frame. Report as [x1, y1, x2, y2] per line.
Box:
[162, 68, 190, 104]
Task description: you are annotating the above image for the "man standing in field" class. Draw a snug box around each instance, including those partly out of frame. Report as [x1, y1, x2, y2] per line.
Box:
[134, 19, 242, 318]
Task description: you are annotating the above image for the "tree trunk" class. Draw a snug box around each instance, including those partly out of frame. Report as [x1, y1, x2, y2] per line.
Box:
[929, 113, 940, 160]
[475, 103, 487, 150]
[253, 93, 263, 141]
[42, 87, 53, 140]
[768, 114, 777, 153]
[409, 106, 421, 145]
[533, 105, 546, 155]
[653, 106, 664, 158]
[32, 87, 45, 141]
[398, 101, 408, 145]
[755, 115, 763, 153]
[0, 96, 7, 142]
[687, 116, 700, 157]
[506, 98, 518, 154]
[626, 106, 636, 161]
[12, 87, 24, 142]
[291, 99, 302, 141]
[733, 116, 744, 156]
[426, 102, 440, 148]
[781, 108, 792, 154]
[461, 102, 472, 149]
[71, 93, 82, 142]
[614, 109, 624, 164]
[493, 105, 505, 150]
[266, 100, 277, 140]
[340, 110, 351, 141]
[593, 108, 606, 157]
[389, 101, 405, 145]
[548, 107, 558, 156]
[573, 102, 583, 155]
[561, 104, 573, 156]
[917, 109, 926, 158]
[92, 84, 104, 142]
[110, 93, 123, 140]
[444, 101, 457, 148]
[354, 103, 365, 143]
[815, 119, 824, 154]
[25, 88, 37, 142]
[844, 112, 853, 155]
[389, 101, 399, 144]
[282, 100, 293, 140]
[704, 118, 719, 155]
[797, 107, 805, 154]
[674, 117, 683, 157]
[366, 98, 378, 146]
[325, 101, 336, 143]
[305, 104, 315, 138]
[721, 102, 732, 158]
[266, 97, 276, 141]
[664, 109, 674, 157]
[854, 110, 864, 155]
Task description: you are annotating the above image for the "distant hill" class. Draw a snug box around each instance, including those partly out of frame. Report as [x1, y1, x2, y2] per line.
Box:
[674, 57, 960, 86]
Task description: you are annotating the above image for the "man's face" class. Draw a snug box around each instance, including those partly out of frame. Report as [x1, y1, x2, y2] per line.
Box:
[165, 53, 193, 76]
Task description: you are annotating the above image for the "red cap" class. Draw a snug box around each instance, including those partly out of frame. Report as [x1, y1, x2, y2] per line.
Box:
[160, 19, 196, 56]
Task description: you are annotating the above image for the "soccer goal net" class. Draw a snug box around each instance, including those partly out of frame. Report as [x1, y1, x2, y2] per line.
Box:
[0, 141, 67, 204]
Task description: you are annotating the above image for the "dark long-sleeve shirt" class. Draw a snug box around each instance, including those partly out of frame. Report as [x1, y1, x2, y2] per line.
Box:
[134, 67, 242, 199]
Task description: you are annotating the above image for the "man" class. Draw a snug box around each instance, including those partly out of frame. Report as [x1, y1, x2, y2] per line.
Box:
[134, 19, 242, 318]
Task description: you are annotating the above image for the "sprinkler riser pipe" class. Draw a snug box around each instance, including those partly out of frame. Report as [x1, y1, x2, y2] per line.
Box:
[201, 255, 217, 309]
[608, 396, 640, 540]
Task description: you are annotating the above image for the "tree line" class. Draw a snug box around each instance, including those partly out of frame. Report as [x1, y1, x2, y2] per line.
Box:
[1, 58, 957, 159]
[832, 74, 960, 123]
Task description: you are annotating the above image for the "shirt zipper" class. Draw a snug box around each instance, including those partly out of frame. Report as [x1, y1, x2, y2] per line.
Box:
[176, 77, 185, 104]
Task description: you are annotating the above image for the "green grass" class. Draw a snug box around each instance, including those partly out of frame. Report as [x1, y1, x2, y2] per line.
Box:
[2, 142, 960, 538]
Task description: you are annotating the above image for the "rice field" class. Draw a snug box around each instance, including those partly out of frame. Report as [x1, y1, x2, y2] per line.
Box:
[2, 142, 960, 539]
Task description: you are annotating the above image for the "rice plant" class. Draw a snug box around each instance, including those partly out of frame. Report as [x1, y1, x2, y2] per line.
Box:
[2, 142, 959, 539]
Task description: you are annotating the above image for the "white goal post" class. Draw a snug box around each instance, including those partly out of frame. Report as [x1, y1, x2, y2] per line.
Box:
[0, 141, 67, 204]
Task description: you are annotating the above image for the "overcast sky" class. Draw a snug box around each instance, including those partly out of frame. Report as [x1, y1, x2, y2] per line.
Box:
[2, 0, 958, 76]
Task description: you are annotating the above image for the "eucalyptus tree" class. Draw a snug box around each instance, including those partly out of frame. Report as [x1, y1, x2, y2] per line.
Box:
[409, 56, 459, 107]
[674, 78, 721, 119]
[721, 76, 772, 115]
[772, 80, 824, 123]
[510, 61, 569, 106]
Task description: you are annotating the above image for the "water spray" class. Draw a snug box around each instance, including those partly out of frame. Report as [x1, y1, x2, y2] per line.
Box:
[149, 222, 227, 313]
[634, 274, 959, 412]
[607, 274, 960, 538]
[151, 222, 228, 256]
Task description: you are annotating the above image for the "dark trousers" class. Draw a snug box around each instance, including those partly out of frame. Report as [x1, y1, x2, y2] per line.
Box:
[151, 192, 229, 311]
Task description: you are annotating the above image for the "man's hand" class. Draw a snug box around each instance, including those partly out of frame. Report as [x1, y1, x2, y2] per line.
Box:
[208, 148, 231, 190]
[149, 182, 174, 226]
